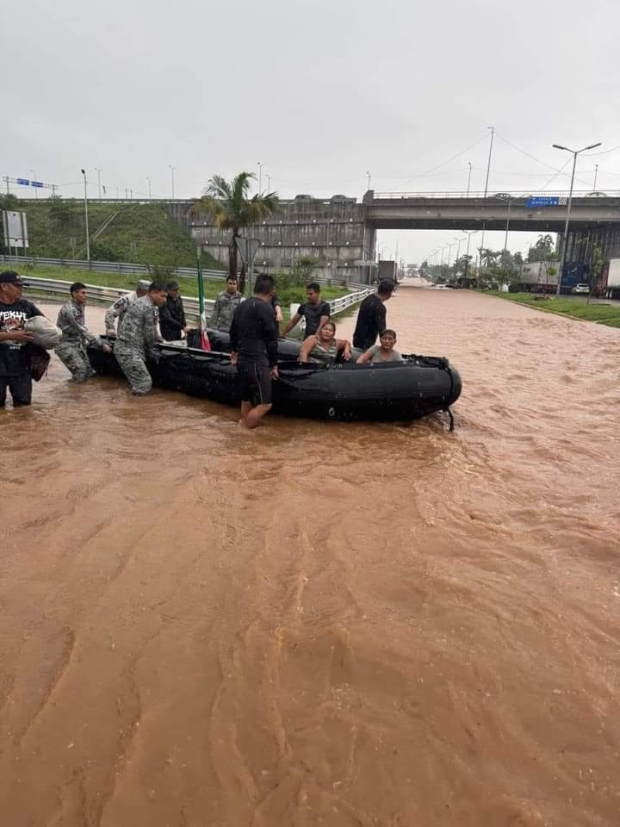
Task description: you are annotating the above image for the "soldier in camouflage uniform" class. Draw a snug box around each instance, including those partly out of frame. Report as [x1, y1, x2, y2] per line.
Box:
[104, 279, 151, 336]
[114, 282, 168, 395]
[56, 282, 111, 382]
[210, 276, 244, 331]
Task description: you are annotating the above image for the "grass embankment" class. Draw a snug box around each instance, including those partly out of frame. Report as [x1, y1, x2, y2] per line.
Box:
[487, 291, 620, 329]
[14, 201, 224, 270]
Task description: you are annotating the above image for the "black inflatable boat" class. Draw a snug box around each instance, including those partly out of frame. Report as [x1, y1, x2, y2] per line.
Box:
[88, 333, 462, 423]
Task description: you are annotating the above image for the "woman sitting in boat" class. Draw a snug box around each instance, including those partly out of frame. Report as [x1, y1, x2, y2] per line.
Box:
[298, 321, 351, 365]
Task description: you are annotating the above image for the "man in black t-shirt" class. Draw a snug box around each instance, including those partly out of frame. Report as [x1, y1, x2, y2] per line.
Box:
[353, 279, 395, 351]
[282, 282, 330, 339]
[0, 271, 44, 407]
[230, 275, 279, 429]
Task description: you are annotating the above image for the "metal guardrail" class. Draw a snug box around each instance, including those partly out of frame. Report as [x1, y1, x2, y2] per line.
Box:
[0, 254, 369, 289]
[0, 254, 227, 281]
[371, 190, 618, 200]
[22, 276, 373, 324]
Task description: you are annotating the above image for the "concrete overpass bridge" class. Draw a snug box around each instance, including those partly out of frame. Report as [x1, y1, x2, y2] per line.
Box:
[363, 190, 620, 233]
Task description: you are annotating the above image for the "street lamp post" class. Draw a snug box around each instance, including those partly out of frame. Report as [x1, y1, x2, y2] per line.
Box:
[257, 162, 263, 193]
[168, 165, 177, 200]
[466, 162, 472, 197]
[552, 141, 602, 296]
[95, 167, 102, 200]
[146, 176, 152, 199]
[80, 169, 91, 261]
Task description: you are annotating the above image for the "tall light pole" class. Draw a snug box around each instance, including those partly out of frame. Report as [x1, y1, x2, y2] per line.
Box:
[366, 171, 371, 191]
[503, 197, 513, 253]
[593, 164, 599, 191]
[169, 165, 177, 200]
[146, 176, 152, 199]
[95, 167, 102, 200]
[479, 126, 495, 270]
[466, 162, 472, 197]
[463, 230, 478, 281]
[80, 169, 90, 261]
[257, 161, 263, 193]
[454, 236, 466, 268]
[552, 141, 602, 296]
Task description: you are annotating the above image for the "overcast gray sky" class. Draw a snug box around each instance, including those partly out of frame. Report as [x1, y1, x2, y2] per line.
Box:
[3, 0, 619, 263]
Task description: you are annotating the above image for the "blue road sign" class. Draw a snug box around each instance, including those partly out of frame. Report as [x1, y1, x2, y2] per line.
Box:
[526, 196, 560, 208]
[16, 178, 30, 186]
[32, 181, 43, 188]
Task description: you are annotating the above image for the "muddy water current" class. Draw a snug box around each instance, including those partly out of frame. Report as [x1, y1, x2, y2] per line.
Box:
[1, 287, 619, 827]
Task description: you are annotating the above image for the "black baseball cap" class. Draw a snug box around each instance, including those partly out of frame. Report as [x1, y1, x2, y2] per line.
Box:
[0, 271, 28, 286]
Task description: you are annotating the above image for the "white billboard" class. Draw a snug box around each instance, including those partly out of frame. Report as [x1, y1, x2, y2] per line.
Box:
[2, 210, 29, 249]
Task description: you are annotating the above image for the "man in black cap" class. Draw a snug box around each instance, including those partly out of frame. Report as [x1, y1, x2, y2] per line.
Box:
[0, 271, 44, 407]
[159, 280, 188, 342]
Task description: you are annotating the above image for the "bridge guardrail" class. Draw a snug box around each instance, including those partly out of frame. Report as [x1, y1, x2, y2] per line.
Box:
[371, 189, 619, 200]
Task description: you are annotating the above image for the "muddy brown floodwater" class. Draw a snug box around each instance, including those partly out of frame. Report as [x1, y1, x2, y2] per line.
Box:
[1, 287, 620, 827]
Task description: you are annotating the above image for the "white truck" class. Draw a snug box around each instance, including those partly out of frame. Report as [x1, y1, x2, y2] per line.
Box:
[600, 260, 620, 299]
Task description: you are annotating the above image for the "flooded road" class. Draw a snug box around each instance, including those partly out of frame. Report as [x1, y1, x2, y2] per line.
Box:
[2, 287, 619, 827]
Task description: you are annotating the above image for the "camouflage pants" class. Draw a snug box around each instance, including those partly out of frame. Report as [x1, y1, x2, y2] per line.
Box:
[114, 344, 153, 395]
[56, 342, 96, 383]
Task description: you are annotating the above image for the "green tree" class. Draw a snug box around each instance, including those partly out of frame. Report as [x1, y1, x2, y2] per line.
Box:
[527, 234, 556, 263]
[192, 172, 279, 293]
[49, 195, 74, 228]
[0, 193, 19, 210]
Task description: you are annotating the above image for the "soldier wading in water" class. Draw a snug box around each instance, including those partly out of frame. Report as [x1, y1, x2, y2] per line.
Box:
[114, 282, 167, 395]
[56, 282, 111, 382]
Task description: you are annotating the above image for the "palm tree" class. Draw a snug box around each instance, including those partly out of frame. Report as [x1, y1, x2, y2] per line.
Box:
[192, 172, 279, 293]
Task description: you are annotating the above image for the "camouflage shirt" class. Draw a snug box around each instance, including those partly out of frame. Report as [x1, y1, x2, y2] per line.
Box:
[56, 300, 99, 347]
[104, 291, 140, 334]
[116, 295, 158, 353]
[209, 290, 244, 332]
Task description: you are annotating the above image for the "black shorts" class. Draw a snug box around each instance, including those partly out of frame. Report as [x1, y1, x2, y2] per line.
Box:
[237, 361, 273, 405]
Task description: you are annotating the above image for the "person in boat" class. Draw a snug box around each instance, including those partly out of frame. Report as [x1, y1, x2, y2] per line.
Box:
[229, 275, 279, 429]
[104, 279, 150, 337]
[158, 281, 188, 342]
[282, 282, 330, 339]
[298, 321, 351, 365]
[56, 282, 111, 382]
[352, 278, 395, 351]
[356, 329, 403, 365]
[114, 282, 168, 395]
[210, 276, 244, 332]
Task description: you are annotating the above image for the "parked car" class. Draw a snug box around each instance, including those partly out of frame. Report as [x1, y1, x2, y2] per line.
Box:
[431, 284, 449, 289]
[572, 283, 590, 294]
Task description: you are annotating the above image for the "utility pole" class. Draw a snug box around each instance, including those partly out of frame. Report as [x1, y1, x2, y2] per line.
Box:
[257, 161, 263, 193]
[466, 162, 472, 197]
[552, 141, 602, 296]
[479, 126, 495, 271]
[95, 167, 102, 200]
[169, 165, 177, 200]
[366, 171, 371, 191]
[80, 169, 91, 261]
[593, 164, 599, 191]
[484, 126, 495, 197]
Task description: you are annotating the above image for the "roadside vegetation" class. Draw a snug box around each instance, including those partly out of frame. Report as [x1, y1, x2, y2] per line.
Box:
[0, 194, 223, 270]
[487, 291, 620, 328]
